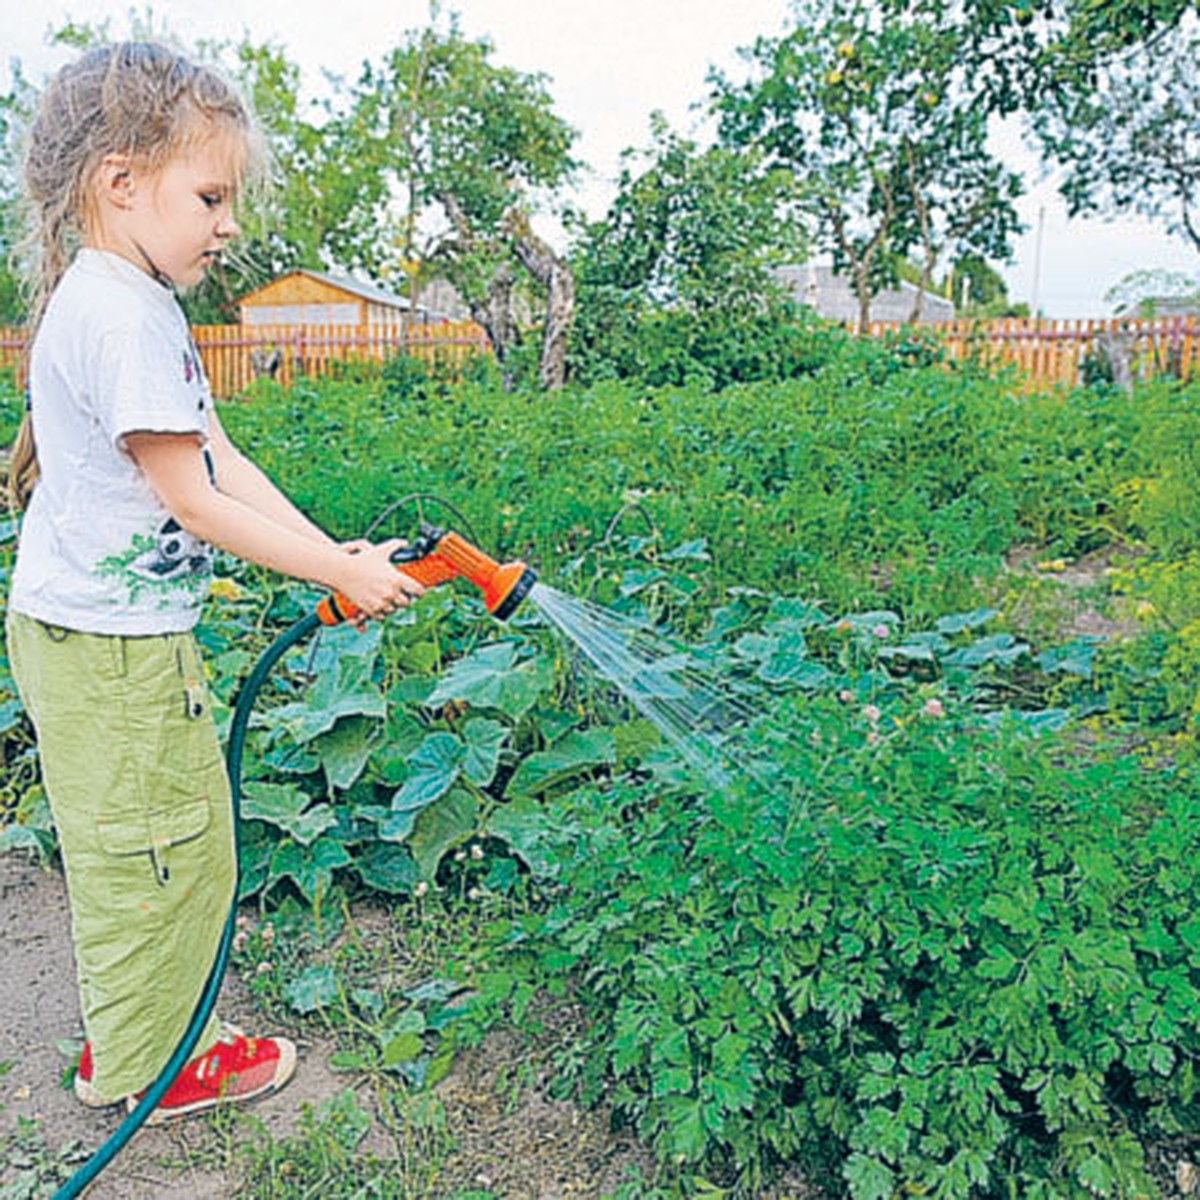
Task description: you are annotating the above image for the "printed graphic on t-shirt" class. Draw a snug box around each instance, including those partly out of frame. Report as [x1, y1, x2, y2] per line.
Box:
[95, 517, 213, 607]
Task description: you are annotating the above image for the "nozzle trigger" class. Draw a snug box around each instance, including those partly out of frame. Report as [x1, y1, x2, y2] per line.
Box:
[389, 525, 444, 564]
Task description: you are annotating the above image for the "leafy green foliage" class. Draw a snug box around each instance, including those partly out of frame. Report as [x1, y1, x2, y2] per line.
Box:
[7, 338, 1200, 1192]
[476, 681, 1200, 1195]
[221, 351, 1178, 626]
[1033, 12, 1200, 253]
[712, 0, 1024, 327]
[352, 14, 577, 369]
[568, 119, 807, 388]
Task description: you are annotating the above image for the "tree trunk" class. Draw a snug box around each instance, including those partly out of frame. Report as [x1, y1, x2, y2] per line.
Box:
[509, 217, 576, 390]
[471, 262, 520, 384]
[904, 139, 933, 325]
[855, 265, 872, 333]
[437, 192, 520, 386]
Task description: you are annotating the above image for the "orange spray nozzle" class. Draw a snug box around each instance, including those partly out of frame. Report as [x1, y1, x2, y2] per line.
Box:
[316, 524, 537, 627]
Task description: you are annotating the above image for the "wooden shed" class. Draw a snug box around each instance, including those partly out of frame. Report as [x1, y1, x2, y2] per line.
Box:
[237, 269, 421, 328]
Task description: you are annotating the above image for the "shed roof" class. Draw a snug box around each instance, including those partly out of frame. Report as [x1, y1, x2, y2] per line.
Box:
[240, 269, 414, 311]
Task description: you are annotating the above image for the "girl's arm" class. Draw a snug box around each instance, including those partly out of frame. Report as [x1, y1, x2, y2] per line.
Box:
[123, 430, 421, 620]
[204, 403, 334, 545]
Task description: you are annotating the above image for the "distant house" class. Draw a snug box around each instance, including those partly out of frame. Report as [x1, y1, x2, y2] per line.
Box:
[1112, 295, 1200, 318]
[771, 263, 956, 325]
[415, 277, 472, 321]
[238, 269, 438, 328]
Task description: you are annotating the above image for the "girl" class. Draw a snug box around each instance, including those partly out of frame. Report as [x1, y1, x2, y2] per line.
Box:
[5, 42, 422, 1120]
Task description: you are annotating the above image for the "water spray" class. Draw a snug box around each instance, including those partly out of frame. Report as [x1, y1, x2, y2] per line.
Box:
[53, 522, 536, 1199]
[55, 515, 777, 1197]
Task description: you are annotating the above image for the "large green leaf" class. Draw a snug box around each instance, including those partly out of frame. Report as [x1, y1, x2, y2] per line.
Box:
[425, 642, 552, 718]
[283, 965, 339, 1015]
[378, 809, 418, 843]
[935, 607, 999, 635]
[369, 710, 427, 784]
[268, 836, 352, 901]
[315, 715, 377, 791]
[735, 624, 831, 686]
[268, 679, 385, 744]
[879, 632, 950, 663]
[1036, 638, 1101, 678]
[0, 698, 24, 737]
[267, 631, 384, 744]
[943, 633, 1029, 668]
[462, 717, 509, 786]
[0, 824, 54, 860]
[237, 825, 274, 898]
[507, 727, 616, 796]
[392, 732, 465, 813]
[380, 1009, 427, 1068]
[409, 788, 478, 881]
[307, 621, 380, 673]
[241, 781, 337, 846]
[354, 842, 419, 895]
[485, 794, 562, 877]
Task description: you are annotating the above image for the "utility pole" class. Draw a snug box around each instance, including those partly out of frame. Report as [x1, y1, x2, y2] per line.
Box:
[1030, 204, 1045, 317]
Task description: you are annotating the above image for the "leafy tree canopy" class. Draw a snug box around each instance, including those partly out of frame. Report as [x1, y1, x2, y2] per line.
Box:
[352, 14, 577, 303]
[1035, 11, 1200, 256]
[573, 115, 805, 314]
[1105, 267, 1200, 316]
[567, 117, 811, 386]
[713, 0, 1024, 327]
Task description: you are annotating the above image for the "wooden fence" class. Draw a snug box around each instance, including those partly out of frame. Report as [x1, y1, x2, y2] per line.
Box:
[2, 316, 1198, 396]
[0, 320, 490, 399]
[193, 320, 490, 397]
[0, 327, 22, 379]
[866, 316, 1200, 392]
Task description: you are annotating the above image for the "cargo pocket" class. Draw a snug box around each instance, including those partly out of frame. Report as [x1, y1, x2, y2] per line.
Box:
[96, 782, 211, 887]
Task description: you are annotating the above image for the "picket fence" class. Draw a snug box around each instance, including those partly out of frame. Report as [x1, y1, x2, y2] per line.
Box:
[867, 316, 1200, 392]
[193, 320, 490, 397]
[1, 316, 1197, 397]
[0, 320, 489, 400]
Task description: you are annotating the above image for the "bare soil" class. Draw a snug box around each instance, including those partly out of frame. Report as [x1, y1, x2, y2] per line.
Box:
[1002, 542, 1144, 642]
[0, 851, 673, 1199]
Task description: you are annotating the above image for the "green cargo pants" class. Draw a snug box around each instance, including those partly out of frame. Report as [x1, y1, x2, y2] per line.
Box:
[6, 611, 232, 1101]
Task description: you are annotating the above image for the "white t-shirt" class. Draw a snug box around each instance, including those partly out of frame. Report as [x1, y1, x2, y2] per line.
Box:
[10, 248, 216, 635]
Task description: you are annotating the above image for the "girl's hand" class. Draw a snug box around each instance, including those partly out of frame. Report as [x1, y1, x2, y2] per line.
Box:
[333, 539, 425, 621]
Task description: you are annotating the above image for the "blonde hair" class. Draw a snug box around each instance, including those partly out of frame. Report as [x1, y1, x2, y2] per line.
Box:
[8, 41, 255, 512]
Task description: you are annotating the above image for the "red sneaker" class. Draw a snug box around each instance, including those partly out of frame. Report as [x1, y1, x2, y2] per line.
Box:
[73, 1025, 296, 1122]
[73, 1041, 113, 1108]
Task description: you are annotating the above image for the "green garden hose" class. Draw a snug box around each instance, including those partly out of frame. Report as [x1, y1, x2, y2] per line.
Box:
[52, 611, 322, 1200]
[50, 511, 538, 1197]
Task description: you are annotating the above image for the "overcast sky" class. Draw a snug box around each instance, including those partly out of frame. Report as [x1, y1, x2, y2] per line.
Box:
[5, 0, 1194, 317]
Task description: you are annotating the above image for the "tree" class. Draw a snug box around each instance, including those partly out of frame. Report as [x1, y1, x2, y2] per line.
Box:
[713, 0, 1023, 330]
[937, 254, 1021, 317]
[0, 60, 37, 323]
[355, 16, 578, 386]
[868, 0, 1194, 115]
[1105, 268, 1200, 316]
[569, 119, 808, 386]
[1034, 13, 1200, 256]
[0, 20, 393, 325]
[863, 0, 1198, 263]
[181, 38, 396, 323]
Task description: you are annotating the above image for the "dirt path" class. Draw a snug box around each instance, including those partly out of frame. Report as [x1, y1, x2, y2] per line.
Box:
[0, 850, 342, 1197]
[0, 852, 667, 1199]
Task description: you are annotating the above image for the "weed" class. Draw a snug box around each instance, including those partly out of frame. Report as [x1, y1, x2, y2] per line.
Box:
[0, 1117, 89, 1199]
